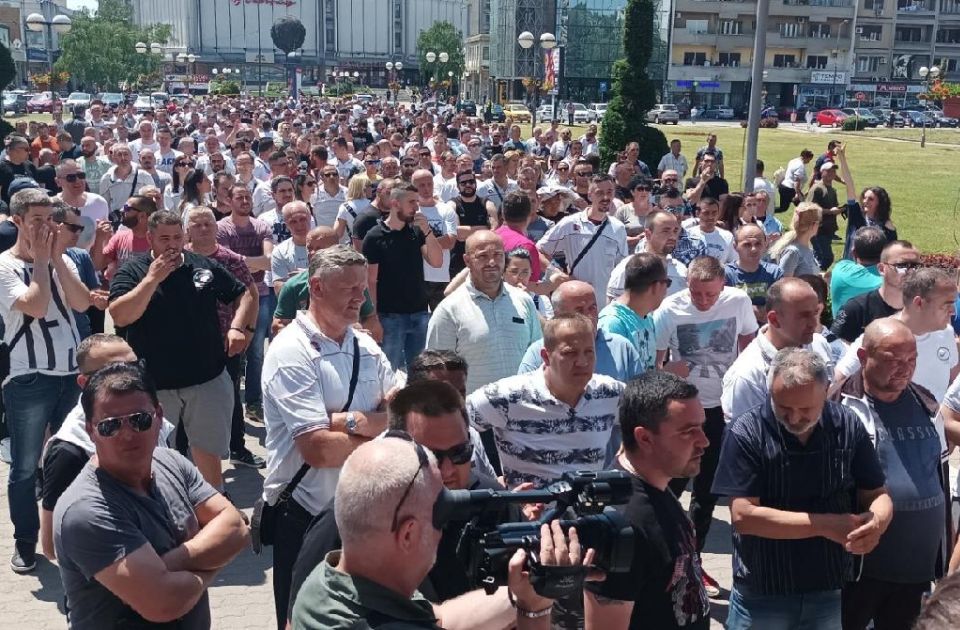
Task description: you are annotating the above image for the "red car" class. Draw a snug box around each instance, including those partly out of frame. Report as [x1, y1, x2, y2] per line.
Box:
[815, 109, 847, 127]
[26, 91, 55, 114]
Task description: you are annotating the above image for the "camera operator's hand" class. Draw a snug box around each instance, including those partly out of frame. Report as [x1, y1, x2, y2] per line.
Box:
[507, 521, 596, 616]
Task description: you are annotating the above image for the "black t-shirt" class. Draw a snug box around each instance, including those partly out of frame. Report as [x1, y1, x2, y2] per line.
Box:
[362, 220, 428, 314]
[703, 176, 729, 200]
[352, 208, 388, 243]
[36, 164, 60, 195]
[109, 251, 246, 389]
[40, 438, 89, 511]
[831, 288, 899, 343]
[0, 159, 39, 203]
[450, 196, 489, 276]
[585, 461, 710, 629]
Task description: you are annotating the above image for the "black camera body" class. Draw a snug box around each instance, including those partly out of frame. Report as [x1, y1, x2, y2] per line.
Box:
[433, 470, 635, 597]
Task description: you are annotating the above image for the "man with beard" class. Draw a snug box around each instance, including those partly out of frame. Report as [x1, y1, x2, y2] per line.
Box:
[538, 174, 628, 307]
[362, 183, 442, 370]
[426, 231, 541, 395]
[585, 371, 711, 629]
[76, 136, 112, 187]
[476, 153, 518, 213]
[713, 348, 891, 629]
[92, 195, 155, 280]
[449, 169, 496, 277]
[54, 159, 110, 249]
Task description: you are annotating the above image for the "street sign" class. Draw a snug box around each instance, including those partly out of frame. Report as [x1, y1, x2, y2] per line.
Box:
[856, 91, 866, 101]
[599, 81, 608, 93]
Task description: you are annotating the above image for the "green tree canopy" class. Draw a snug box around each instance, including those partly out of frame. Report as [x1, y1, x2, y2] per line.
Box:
[54, 0, 171, 91]
[270, 16, 306, 54]
[599, 0, 667, 171]
[416, 22, 464, 84]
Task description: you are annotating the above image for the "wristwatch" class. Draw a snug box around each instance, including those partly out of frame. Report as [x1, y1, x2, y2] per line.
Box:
[345, 412, 358, 436]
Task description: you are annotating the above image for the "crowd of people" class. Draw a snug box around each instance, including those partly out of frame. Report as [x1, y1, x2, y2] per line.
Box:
[0, 92, 959, 630]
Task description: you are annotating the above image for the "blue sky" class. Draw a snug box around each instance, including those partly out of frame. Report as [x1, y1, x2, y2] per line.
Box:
[66, 0, 97, 12]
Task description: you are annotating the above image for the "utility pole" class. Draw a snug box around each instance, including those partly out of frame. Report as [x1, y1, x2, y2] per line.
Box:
[742, 0, 770, 193]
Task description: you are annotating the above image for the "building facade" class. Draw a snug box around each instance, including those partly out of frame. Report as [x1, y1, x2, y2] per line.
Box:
[0, 0, 75, 88]
[464, 0, 491, 102]
[128, 0, 468, 90]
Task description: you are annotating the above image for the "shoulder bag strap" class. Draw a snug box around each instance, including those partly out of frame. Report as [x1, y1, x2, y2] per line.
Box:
[568, 218, 608, 275]
[279, 336, 362, 503]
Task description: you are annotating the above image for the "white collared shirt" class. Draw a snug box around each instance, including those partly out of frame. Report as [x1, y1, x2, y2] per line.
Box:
[261, 313, 396, 514]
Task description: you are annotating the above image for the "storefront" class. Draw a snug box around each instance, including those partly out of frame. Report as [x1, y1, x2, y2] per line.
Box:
[844, 82, 923, 108]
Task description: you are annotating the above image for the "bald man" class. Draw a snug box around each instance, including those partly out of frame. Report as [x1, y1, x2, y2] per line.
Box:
[272, 227, 380, 342]
[426, 231, 542, 395]
[832, 318, 947, 630]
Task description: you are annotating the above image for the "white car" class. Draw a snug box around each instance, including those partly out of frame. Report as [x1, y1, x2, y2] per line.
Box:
[64, 92, 92, 110]
[562, 102, 596, 124]
[535, 104, 557, 121]
[590, 102, 607, 121]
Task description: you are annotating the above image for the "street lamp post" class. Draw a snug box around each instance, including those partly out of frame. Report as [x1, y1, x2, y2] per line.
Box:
[386, 61, 403, 103]
[831, 19, 849, 108]
[176, 52, 197, 94]
[918, 65, 940, 148]
[517, 31, 557, 127]
[425, 51, 449, 99]
[26, 1, 71, 80]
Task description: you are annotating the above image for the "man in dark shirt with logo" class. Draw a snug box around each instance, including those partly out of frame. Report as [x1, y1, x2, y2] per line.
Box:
[713, 347, 892, 629]
[361, 182, 442, 370]
[585, 370, 710, 629]
[109, 211, 257, 492]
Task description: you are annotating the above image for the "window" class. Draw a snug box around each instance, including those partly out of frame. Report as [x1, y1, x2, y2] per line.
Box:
[809, 24, 832, 38]
[779, 22, 802, 37]
[482, 46, 489, 61]
[683, 52, 707, 65]
[718, 52, 741, 66]
[773, 54, 797, 67]
[807, 55, 829, 68]
[942, 0, 960, 13]
[937, 28, 960, 43]
[856, 55, 883, 72]
[719, 20, 742, 35]
[865, 0, 885, 8]
[945, 58, 960, 72]
[686, 20, 709, 34]
[859, 25, 883, 40]
[895, 26, 925, 41]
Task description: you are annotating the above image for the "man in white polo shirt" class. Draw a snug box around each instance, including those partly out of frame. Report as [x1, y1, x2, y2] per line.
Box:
[607, 209, 688, 303]
[538, 174, 628, 307]
[466, 313, 623, 489]
[261, 245, 396, 628]
[426, 231, 542, 395]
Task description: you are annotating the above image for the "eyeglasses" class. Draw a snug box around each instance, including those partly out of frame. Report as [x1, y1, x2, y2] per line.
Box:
[385, 430, 430, 532]
[63, 172, 87, 183]
[430, 441, 474, 466]
[321, 172, 339, 179]
[893, 262, 923, 272]
[365, 159, 381, 165]
[659, 278, 674, 288]
[94, 411, 155, 438]
[55, 220, 85, 234]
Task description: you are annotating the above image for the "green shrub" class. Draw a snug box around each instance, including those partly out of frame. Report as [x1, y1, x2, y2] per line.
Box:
[842, 116, 868, 131]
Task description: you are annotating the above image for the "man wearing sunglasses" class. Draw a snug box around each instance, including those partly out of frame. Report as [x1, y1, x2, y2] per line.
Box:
[286, 380, 510, 620]
[291, 434, 587, 630]
[55, 159, 110, 249]
[832, 240, 921, 345]
[53, 361, 249, 628]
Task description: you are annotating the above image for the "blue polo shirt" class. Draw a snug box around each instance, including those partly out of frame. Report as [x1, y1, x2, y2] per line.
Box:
[712, 399, 885, 596]
[829, 259, 882, 318]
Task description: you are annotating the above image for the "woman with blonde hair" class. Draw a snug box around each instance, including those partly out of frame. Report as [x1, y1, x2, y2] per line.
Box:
[334, 174, 373, 242]
[769, 202, 823, 277]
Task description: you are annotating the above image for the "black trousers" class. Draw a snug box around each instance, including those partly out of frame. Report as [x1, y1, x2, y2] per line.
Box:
[777, 184, 798, 214]
[225, 353, 246, 454]
[424, 281, 448, 312]
[842, 576, 929, 630]
[668, 406, 725, 552]
[273, 497, 314, 630]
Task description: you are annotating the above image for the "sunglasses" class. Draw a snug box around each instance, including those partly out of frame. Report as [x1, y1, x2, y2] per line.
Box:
[419, 151, 431, 157]
[63, 172, 87, 183]
[430, 441, 473, 466]
[659, 278, 674, 288]
[384, 430, 430, 532]
[893, 262, 923, 271]
[94, 411, 155, 438]
[304, 180, 318, 186]
[365, 159, 381, 165]
[176, 162, 193, 168]
[55, 220, 85, 234]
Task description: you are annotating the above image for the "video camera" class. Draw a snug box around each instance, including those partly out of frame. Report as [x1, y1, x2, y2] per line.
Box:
[432, 471, 635, 599]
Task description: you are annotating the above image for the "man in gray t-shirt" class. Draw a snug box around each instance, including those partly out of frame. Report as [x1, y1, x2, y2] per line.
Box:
[53, 361, 250, 629]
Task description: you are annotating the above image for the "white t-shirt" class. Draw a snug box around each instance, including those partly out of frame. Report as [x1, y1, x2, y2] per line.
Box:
[0, 252, 81, 382]
[538, 211, 628, 307]
[335, 198, 372, 242]
[154, 148, 183, 174]
[836, 325, 958, 401]
[312, 186, 347, 228]
[252, 180, 275, 218]
[607, 251, 687, 303]
[418, 202, 459, 283]
[654, 287, 758, 407]
[271, 238, 309, 286]
[684, 224, 737, 265]
[784, 157, 807, 188]
[58, 193, 109, 250]
[476, 178, 519, 211]
[128, 138, 160, 156]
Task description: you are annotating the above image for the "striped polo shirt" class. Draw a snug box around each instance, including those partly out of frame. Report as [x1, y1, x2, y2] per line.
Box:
[466, 370, 624, 488]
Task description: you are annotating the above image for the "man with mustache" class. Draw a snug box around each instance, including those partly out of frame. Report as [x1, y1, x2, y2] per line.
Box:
[712, 348, 892, 629]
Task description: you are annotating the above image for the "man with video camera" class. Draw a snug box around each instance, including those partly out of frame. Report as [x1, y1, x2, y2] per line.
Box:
[290, 434, 590, 629]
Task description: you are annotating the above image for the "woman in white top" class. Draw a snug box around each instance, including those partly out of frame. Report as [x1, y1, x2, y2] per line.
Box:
[176, 168, 211, 217]
[615, 176, 655, 249]
[162, 157, 193, 212]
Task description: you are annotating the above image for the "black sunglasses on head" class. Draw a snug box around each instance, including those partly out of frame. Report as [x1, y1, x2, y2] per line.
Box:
[384, 430, 431, 532]
[94, 411, 155, 438]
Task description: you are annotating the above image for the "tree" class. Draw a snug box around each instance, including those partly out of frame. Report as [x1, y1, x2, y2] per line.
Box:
[0, 43, 14, 140]
[599, 0, 667, 172]
[54, 0, 171, 91]
[416, 21, 464, 85]
[270, 16, 306, 54]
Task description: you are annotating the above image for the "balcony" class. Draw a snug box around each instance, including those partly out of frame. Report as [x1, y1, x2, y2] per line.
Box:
[897, 0, 935, 14]
[775, 0, 854, 17]
[672, 29, 754, 46]
[669, 64, 752, 83]
[893, 37, 933, 50]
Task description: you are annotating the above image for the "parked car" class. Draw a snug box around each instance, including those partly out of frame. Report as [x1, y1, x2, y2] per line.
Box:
[3, 91, 29, 115]
[503, 103, 532, 123]
[98, 92, 125, 109]
[921, 106, 959, 127]
[355, 93, 374, 104]
[590, 102, 608, 121]
[871, 108, 906, 127]
[900, 110, 938, 127]
[560, 102, 596, 124]
[645, 103, 680, 124]
[134, 94, 154, 114]
[26, 91, 55, 114]
[456, 99, 477, 116]
[490, 103, 506, 122]
[815, 109, 847, 127]
[534, 104, 555, 121]
[841, 108, 880, 127]
[64, 92, 92, 110]
[150, 91, 170, 106]
[699, 105, 735, 120]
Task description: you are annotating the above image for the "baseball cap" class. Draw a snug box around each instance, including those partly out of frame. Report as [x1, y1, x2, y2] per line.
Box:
[8, 178, 41, 196]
